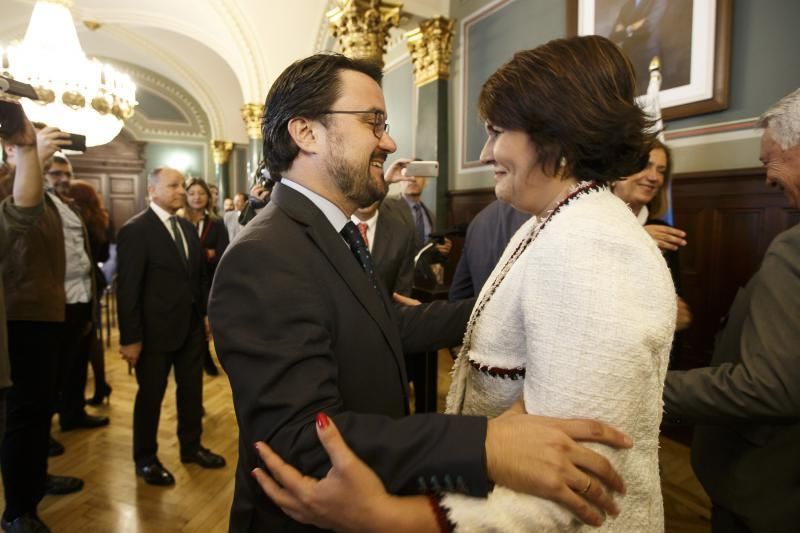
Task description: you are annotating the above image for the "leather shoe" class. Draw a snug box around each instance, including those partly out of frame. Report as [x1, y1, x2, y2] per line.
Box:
[136, 460, 175, 486]
[60, 413, 109, 431]
[47, 436, 65, 457]
[181, 447, 226, 469]
[44, 474, 84, 495]
[0, 513, 50, 533]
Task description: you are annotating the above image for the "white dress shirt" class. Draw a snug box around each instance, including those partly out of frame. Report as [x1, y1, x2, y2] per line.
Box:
[48, 191, 92, 304]
[281, 179, 349, 235]
[350, 209, 379, 253]
[149, 201, 189, 258]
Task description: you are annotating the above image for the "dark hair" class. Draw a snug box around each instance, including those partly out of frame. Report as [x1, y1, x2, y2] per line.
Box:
[478, 35, 655, 183]
[647, 139, 673, 218]
[69, 180, 109, 241]
[42, 154, 70, 174]
[262, 53, 383, 179]
[184, 177, 218, 217]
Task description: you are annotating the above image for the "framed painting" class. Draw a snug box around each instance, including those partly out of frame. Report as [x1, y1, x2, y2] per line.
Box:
[568, 0, 731, 120]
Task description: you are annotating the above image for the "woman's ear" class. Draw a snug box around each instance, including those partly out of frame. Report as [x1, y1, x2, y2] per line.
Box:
[287, 117, 319, 154]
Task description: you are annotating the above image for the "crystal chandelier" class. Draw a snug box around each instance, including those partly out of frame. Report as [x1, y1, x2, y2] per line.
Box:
[0, 0, 137, 147]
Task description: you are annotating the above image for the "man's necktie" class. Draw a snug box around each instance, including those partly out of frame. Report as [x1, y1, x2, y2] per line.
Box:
[357, 222, 370, 249]
[340, 221, 381, 296]
[169, 216, 189, 269]
[412, 204, 426, 245]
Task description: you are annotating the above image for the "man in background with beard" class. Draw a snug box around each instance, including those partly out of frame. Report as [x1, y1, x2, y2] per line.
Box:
[210, 53, 633, 532]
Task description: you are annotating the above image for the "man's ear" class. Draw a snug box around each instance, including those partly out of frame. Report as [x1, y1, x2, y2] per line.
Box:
[287, 117, 320, 155]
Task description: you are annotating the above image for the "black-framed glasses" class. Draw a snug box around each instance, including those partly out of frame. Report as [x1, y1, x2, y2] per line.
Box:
[318, 110, 389, 139]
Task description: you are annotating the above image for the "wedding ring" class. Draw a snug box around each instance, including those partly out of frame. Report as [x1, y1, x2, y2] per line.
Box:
[579, 477, 592, 495]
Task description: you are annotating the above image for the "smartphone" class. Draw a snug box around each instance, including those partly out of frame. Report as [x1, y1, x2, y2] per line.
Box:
[61, 133, 87, 153]
[404, 160, 439, 178]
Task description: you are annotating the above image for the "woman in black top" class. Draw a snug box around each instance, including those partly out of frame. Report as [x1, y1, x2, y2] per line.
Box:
[182, 178, 229, 375]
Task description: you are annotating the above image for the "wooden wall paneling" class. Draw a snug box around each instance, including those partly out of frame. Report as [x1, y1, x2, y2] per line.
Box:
[67, 129, 147, 236]
[671, 167, 799, 370]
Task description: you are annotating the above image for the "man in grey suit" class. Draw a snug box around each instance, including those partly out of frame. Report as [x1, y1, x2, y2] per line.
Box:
[663, 89, 800, 533]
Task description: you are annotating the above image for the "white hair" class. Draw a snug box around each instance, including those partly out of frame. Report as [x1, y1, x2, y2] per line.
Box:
[757, 88, 800, 150]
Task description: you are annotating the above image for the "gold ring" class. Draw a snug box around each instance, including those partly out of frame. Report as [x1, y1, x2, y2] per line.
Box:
[579, 477, 592, 495]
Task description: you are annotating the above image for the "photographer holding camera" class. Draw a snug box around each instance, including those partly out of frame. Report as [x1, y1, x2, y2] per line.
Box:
[0, 94, 89, 532]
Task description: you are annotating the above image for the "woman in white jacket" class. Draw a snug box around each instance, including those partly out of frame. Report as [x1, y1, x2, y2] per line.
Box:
[252, 35, 676, 533]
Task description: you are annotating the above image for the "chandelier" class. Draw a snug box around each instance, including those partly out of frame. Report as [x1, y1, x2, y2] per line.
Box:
[0, 0, 137, 147]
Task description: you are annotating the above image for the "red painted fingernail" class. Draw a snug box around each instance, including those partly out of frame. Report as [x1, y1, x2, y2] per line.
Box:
[253, 442, 260, 450]
[250, 468, 258, 479]
[316, 412, 330, 430]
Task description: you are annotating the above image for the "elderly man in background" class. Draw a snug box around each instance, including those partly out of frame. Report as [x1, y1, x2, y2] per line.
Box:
[663, 89, 800, 533]
[117, 167, 225, 487]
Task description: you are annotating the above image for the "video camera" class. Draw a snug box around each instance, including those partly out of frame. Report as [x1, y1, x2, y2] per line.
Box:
[0, 75, 86, 151]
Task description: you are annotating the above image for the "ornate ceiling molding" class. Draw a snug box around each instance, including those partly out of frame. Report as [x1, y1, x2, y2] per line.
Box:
[67, 6, 261, 102]
[102, 25, 223, 139]
[211, 0, 268, 100]
[103, 58, 211, 141]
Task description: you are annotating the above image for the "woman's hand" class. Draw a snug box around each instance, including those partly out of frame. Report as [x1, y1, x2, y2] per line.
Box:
[392, 292, 421, 306]
[252, 414, 397, 532]
[644, 224, 687, 252]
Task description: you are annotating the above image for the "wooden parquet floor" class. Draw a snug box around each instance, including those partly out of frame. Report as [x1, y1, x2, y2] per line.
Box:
[0, 325, 238, 533]
[0, 328, 711, 532]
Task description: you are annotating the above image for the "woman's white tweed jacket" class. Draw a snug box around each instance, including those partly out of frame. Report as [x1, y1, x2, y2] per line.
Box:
[445, 186, 676, 532]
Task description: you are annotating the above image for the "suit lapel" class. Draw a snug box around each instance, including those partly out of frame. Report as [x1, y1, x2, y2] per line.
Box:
[272, 184, 406, 370]
[145, 207, 189, 274]
[371, 213, 389, 268]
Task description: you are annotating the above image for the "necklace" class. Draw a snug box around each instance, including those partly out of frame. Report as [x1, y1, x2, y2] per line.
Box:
[458, 181, 604, 365]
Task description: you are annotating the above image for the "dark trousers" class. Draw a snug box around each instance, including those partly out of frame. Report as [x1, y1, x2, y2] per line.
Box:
[57, 302, 92, 426]
[711, 505, 752, 533]
[1, 321, 62, 521]
[133, 316, 204, 466]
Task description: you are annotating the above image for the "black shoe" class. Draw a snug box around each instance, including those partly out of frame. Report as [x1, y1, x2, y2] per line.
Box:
[60, 413, 110, 431]
[136, 460, 175, 486]
[86, 383, 112, 406]
[0, 514, 50, 533]
[181, 447, 226, 469]
[44, 474, 84, 495]
[47, 436, 65, 457]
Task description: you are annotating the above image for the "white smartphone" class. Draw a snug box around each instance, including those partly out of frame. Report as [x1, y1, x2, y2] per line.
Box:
[404, 160, 439, 177]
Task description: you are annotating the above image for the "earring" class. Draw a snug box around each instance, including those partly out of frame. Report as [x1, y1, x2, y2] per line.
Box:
[559, 156, 567, 168]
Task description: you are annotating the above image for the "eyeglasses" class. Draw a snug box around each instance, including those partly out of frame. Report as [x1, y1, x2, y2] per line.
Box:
[319, 110, 390, 139]
[47, 170, 72, 178]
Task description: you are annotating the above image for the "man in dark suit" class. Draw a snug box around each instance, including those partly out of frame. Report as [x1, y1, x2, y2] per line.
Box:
[117, 167, 225, 487]
[209, 53, 631, 532]
[449, 199, 529, 300]
[663, 89, 800, 533]
[350, 199, 415, 296]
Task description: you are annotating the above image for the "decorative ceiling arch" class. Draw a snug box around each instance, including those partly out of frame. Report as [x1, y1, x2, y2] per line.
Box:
[69, 5, 265, 102]
[100, 25, 225, 139]
[106, 59, 211, 141]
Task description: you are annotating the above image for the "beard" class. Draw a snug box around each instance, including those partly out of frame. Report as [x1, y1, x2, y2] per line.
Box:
[326, 135, 387, 208]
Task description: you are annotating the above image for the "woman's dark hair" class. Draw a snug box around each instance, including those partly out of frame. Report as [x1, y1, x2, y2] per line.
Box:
[478, 35, 656, 183]
[69, 180, 109, 242]
[647, 139, 673, 218]
[184, 177, 218, 220]
[262, 53, 383, 179]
